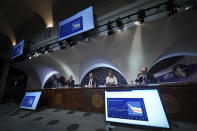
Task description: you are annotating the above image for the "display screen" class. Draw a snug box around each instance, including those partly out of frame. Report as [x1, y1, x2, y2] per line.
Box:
[58, 6, 94, 41]
[11, 39, 24, 59]
[105, 89, 170, 128]
[20, 92, 42, 110]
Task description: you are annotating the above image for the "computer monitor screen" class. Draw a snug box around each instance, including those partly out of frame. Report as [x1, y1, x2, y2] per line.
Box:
[20, 92, 42, 110]
[58, 6, 94, 41]
[11, 39, 24, 59]
[105, 89, 170, 128]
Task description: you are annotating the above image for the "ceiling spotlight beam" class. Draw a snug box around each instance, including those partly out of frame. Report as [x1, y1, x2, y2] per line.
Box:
[116, 17, 124, 31]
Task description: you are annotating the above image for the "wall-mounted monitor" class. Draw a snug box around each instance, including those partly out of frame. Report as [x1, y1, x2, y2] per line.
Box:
[105, 89, 170, 128]
[20, 92, 42, 110]
[58, 6, 94, 41]
[11, 39, 24, 59]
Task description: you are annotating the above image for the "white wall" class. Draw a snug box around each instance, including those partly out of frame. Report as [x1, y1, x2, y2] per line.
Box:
[12, 10, 197, 89]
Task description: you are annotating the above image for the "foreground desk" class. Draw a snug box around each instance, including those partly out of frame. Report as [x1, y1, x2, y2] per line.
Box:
[37, 83, 197, 123]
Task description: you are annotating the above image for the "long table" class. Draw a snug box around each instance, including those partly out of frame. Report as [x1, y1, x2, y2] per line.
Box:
[32, 83, 197, 123]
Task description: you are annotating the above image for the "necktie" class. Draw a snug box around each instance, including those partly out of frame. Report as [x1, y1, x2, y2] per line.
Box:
[89, 79, 92, 85]
[143, 75, 147, 83]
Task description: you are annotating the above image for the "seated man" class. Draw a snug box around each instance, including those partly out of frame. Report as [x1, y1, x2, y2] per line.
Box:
[59, 76, 66, 87]
[51, 74, 59, 88]
[66, 75, 75, 88]
[135, 67, 158, 85]
[84, 73, 97, 88]
[105, 70, 118, 86]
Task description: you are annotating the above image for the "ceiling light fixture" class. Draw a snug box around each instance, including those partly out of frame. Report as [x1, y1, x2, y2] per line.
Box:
[107, 21, 114, 35]
[116, 17, 124, 31]
[137, 9, 146, 24]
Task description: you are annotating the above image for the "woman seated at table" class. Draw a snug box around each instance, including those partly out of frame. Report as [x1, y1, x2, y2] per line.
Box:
[105, 70, 118, 86]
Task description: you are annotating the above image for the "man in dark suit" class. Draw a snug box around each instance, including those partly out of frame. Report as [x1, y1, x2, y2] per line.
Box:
[84, 73, 97, 88]
[66, 75, 75, 88]
[135, 67, 158, 85]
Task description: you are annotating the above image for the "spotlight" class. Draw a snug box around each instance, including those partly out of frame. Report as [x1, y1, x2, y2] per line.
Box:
[82, 33, 89, 42]
[45, 45, 53, 53]
[27, 53, 32, 60]
[45, 45, 50, 51]
[137, 9, 145, 24]
[107, 21, 114, 35]
[166, 0, 178, 17]
[35, 50, 41, 56]
[33, 51, 37, 57]
[67, 38, 76, 47]
[70, 41, 76, 47]
[37, 47, 45, 54]
[59, 40, 66, 49]
[12, 42, 16, 46]
[116, 18, 124, 31]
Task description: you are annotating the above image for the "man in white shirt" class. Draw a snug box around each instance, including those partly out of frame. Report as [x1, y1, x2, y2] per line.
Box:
[105, 70, 118, 86]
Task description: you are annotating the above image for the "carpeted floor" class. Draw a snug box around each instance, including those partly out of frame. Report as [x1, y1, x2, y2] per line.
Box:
[0, 103, 197, 131]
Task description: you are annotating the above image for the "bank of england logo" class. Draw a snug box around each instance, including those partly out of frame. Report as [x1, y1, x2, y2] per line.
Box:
[91, 94, 103, 108]
[72, 23, 80, 28]
[72, 17, 82, 31]
[55, 93, 62, 105]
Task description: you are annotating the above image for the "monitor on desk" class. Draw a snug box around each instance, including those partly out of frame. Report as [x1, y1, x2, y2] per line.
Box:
[20, 92, 42, 110]
[105, 89, 170, 128]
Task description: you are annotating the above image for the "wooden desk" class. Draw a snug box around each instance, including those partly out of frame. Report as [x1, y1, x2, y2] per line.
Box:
[33, 83, 197, 123]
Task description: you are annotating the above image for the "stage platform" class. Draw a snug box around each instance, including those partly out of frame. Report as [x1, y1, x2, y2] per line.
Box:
[29, 83, 197, 124]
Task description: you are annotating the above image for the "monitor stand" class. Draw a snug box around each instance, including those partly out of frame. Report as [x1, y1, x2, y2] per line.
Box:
[106, 122, 116, 131]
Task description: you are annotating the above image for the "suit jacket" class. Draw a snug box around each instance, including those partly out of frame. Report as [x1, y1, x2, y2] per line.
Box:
[135, 73, 157, 84]
[85, 78, 98, 87]
[66, 80, 75, 88]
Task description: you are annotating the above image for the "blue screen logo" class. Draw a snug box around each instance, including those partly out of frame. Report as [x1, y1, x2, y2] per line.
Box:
[72, 18, 82, 31]
[59, 16, 83, 39]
